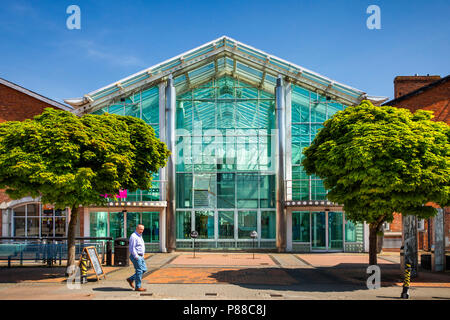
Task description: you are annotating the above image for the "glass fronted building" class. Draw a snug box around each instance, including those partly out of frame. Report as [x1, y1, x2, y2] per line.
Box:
[65, 36, 385, 252]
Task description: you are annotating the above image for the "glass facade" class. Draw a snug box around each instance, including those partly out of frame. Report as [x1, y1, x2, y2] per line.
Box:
[291, 85, 344, 201]
[93, 85, 161, 203]
[175, 77, 276, 247]
[89, 211, 159, 243]
[83, 38, 368, 252]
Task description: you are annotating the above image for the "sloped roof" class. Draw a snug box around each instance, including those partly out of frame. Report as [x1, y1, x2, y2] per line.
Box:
[65, 36, 386, 113]
[0, 78, 72, 111]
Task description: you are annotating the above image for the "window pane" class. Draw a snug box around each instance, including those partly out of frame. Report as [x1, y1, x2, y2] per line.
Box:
[13, 218, 25, 236]
[26, 217, 39, 237]
[328, 212, 343, 250]
[109, 212, 124, 240]
[292, 211, 310, 242]
[142, 212, 159, 243]
[238, 211, 257, 239]
[261, 211, 276, 239]
[259, 174, 275, 208]
[90, 212, 108, 238]
[217, 173, 235, 208]
[54, 217, 66, 237]
[237, 174, 258, 208]
[218, 211, 234, 239]
[311, 102, 326, 123]
[27, 204, 39, 216]
[195, 211, 214, 239]
[141, 86, 159, 125]
[345, 219, 356, 242]
[176, 173, 192, 208]
[13, 205, 25, 217]
[126, 212, 141, 238]
[176, 211, 191, 239]
[41, 217, 54, 237]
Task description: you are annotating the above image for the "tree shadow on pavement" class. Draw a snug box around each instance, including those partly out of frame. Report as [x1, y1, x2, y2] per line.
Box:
[0, 266, 66, 283]
[93, 287, 133, 292]
[207, 263, 405, 293]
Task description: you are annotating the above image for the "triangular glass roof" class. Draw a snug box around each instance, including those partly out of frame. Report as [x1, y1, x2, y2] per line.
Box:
[66, 36, 386, 112]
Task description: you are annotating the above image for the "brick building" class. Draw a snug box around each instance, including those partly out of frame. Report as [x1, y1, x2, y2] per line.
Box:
[0, 78, 72, 238]
[381, 74, 450, 252]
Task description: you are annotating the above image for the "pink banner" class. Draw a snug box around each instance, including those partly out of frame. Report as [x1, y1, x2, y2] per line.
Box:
[100, 189, 128, 199]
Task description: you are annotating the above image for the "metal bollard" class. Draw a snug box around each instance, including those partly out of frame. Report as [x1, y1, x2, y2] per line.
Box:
[79, 252, 88, 284]
[401, 263, 412, 299]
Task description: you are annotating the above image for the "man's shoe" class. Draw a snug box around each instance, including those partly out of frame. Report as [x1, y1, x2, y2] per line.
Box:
[126, 278, 135, 289]
[135, 287, 147, 292]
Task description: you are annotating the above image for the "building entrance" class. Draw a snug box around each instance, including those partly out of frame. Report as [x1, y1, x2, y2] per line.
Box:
[311, 211, 343, 252]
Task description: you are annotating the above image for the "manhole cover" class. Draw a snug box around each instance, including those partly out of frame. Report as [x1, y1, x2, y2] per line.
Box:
[260, 263, 269, 265]
[205, 293, 217, 296]
[140, 293, 153, 296]
[270, 294, 283, 297]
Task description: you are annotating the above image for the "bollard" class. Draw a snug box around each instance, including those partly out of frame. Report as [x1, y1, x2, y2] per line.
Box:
[8, 256, 11, 268]
[401, 263, 412, 299]
[79, 251, 88, 284]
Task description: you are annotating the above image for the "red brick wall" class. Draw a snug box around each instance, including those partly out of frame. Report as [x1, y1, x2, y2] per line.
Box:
[390, 78, 450, 124]
[0, 83, 62, 123]
[394, 75, 441, 98]
[389, 213, 402, 232]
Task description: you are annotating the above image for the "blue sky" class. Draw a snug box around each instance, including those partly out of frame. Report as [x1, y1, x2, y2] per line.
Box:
[0, 0, 449, 103]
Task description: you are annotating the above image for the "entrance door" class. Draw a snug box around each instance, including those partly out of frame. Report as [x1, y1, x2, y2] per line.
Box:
[311, 212, 326, 251]
[328, 211, 343, 250]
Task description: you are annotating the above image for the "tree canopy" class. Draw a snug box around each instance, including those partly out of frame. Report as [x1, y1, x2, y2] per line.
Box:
[302, 100, 449, 225]
[0, 108, 170, 209]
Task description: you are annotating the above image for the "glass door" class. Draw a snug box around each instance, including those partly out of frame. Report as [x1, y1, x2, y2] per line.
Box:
[218, 210, 235, 239]
[126, 212, 141, 238]
[311, 211, 326, 251]
[328, 212, 343, 250]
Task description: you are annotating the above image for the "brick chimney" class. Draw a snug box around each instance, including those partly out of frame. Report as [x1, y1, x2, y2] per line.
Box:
[394, 75, 441, 98]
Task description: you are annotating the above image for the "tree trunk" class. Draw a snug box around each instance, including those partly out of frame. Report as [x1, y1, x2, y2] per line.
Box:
[369, 223, 378, 265]
[66, 205, 79, 275]
[402, 215, 418, 278]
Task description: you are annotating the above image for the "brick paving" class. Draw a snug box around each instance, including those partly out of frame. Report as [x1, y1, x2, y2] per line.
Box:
[169, 253, 275, 266]
[144, 267, 298, 285]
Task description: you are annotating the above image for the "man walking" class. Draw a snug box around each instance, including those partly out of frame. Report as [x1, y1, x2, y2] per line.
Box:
[127, 224, 147, 291]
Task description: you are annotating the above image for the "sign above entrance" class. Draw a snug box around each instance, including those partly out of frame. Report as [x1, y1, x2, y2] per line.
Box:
[106, 201, 167, 207]
[285, 200, 341, 207]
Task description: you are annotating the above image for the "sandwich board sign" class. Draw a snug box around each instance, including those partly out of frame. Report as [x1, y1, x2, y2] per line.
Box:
[82, 246, 106, 280]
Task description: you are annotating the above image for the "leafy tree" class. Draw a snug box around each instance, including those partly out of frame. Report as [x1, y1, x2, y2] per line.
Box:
[302, 100, 449, 265]
[0, 108, 170, 272]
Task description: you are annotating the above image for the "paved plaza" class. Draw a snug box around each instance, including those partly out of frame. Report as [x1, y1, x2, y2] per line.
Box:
[0, 252, 449, 300]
